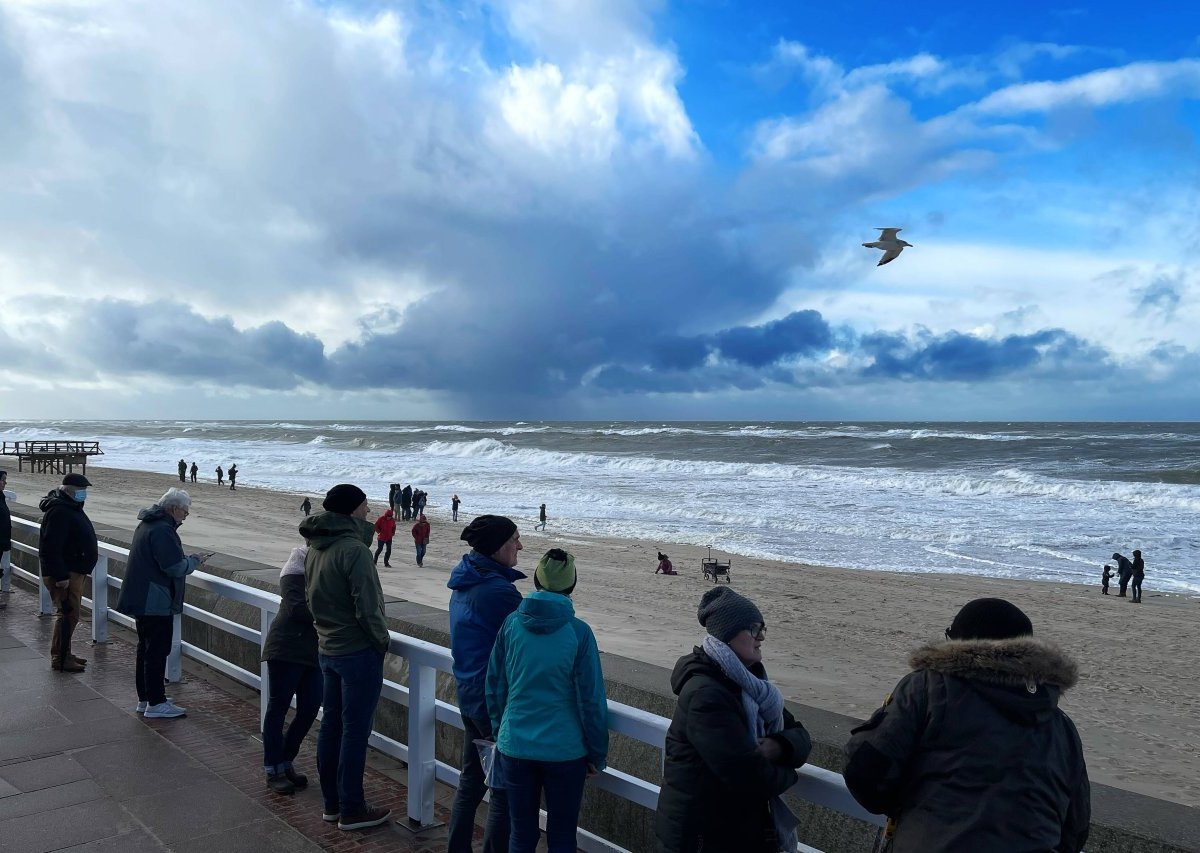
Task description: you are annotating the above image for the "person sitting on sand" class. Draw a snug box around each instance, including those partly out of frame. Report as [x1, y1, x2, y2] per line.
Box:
[656, 552, 677, 575]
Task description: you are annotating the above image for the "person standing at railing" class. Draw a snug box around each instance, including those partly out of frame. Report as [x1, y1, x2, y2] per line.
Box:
[117, 488, 211, 719]
[486, 548, 608, 853]
[301, 483, 392, 832]
[38, 473, 98, 674]
[261, 543, 320, 795]
[0, 469, 12, 608]
[843, 598, 1091, 853]
[656, 586, 811, 853]
[446, 514, 526, 853]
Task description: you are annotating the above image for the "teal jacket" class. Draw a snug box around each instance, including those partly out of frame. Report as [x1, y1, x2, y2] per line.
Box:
[485, 590, 608, 770]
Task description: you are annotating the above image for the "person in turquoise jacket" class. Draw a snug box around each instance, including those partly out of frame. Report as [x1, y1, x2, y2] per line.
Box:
[486, 548, 608, 853]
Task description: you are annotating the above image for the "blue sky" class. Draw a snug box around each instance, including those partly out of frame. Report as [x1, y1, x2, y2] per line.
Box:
[0, 0, 1198, 420]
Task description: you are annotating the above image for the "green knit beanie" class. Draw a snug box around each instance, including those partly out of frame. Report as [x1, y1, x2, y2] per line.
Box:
[534, 548, 576, 593]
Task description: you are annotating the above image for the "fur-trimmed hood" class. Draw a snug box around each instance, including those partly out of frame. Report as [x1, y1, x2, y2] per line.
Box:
[910, 637, 1078, 691]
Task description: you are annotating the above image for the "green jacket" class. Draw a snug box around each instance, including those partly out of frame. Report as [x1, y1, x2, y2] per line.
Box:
[300, 511, 390, 656]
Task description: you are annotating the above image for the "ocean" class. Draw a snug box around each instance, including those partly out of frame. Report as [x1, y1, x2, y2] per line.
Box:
[4, 420, 1197, 594]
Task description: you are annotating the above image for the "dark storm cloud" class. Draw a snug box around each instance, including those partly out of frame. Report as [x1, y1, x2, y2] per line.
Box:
[860, 328, 1110, 381]
[713, 309, 833, 367]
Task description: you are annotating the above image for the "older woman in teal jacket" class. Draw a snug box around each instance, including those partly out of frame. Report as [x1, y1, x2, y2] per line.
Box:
[486, 549, 608, 853]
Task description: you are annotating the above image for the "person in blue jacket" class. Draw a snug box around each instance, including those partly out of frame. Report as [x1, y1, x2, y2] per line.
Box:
[486, 548, 608, 853]
[446, 515, 526, 853]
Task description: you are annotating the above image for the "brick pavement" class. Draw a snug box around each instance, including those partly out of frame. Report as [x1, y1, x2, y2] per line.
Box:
[0, 584, 483, 853]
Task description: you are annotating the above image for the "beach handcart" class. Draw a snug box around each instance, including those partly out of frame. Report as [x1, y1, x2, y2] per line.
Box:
[701, 546, 731, 583]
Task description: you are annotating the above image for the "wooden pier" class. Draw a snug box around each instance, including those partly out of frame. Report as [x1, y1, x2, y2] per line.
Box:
[0, 440, 104, 475]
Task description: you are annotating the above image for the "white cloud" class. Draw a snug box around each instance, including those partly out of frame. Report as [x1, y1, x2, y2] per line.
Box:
[969, 59, 1200, 115]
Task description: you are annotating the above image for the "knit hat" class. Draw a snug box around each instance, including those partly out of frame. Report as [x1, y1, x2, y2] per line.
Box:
[460, 514, 517, 557]
[62, 473, 92, 487]
[534, 548, 576, 593]
[323, 484, 367, 515]
[697, 586, 764, 643]
[947, 598, 1033, 640]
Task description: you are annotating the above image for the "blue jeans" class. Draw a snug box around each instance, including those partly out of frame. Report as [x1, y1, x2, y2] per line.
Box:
[504, 755, 587, 853]
[415, 543, 427, 566]
[447, 716, 509, 853]
[262, 660, 323, 773]
[317, 647, 385, 813]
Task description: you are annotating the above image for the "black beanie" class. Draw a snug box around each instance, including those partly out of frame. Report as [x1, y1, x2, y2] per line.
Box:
[460, 515, 517, 557]
[948, 598, 1033, 640]
[323, 484, 367, 515]
[697, 586, 763, 643]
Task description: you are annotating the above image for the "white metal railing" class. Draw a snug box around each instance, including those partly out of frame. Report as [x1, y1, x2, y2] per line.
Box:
[6, 516, 884, 851]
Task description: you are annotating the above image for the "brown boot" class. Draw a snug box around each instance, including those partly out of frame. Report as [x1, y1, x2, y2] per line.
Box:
[72, 655, 88, 666]
[52, 658, 86, 673]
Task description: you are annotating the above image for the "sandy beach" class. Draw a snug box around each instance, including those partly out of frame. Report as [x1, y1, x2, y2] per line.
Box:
[6, 465, 1199, 808]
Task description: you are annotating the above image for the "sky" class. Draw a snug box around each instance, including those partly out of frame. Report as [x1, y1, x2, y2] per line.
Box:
[1, 0, 1199, 421]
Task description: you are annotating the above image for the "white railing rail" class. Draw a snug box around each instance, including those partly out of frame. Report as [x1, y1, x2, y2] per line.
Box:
[6, 516, 883, 852]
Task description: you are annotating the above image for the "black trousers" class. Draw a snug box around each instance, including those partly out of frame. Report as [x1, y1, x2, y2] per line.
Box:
[374, 540, 392, 565]
[1131, 577, 1143, 602]
[135, 615, 174, 705]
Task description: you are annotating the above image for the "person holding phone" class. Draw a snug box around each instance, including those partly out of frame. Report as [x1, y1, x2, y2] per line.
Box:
[117, 488, 210, 719]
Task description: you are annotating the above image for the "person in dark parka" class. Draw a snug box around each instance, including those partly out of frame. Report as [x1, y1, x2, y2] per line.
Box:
[656, 587, 812, 853]
[843, 598, 1090, 853]
[1112, 552, 1133, 597]
[38, 473, 99, 672]
[1130, 549, 1145, 603]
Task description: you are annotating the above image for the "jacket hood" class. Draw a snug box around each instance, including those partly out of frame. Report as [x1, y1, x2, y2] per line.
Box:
[299, 511, 374, 550]
[39, 489, 80, 512]
[136, 506, 177, 526]
[447, 550, 526, 591]
[669, 647, 768, 697]
[515, 589, 573, 634]
[910, 637, 1079, 725]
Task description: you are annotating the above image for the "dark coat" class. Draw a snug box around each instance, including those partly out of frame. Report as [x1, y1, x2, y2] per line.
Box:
[656, 649, 812, 853]
[116, 507, 197, 616]
[1113, 553, 1134, 581]
[262, 572, 319, 667]
[37, 491, 98, 581]
[844, 637, 1090, 853]
[1132, 554, 1145, 579]
[0, 489, 11, 553]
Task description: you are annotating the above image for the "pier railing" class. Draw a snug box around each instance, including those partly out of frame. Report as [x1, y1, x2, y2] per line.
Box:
[7, 516, 883, 852]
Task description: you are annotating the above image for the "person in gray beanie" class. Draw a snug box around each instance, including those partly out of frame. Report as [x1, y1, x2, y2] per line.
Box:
[656, 587, 811, 853]
[843, 598, 1090, 852]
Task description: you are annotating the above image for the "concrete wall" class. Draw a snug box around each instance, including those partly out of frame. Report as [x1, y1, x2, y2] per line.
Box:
[9, 511, 1200, 853]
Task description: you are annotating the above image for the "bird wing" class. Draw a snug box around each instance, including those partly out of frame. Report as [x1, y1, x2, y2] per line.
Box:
[876, 227, 901, 240]
[877, 247, 904, 266]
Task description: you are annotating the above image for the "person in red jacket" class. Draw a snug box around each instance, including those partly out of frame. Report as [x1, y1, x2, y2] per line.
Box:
[373, 509, 396, 568]
[412, 514, 431, 567]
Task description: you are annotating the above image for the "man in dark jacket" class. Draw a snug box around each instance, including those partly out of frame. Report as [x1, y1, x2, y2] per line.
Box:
[116, 488, 210, 718]
[446, 515, 525, 853]
[1112, 552, 1134, 597]
[399, 485, 412, 521]
[1131, 549, 1145, 603]
[0, 469, 12, 606]
[38, 473, 98, 672]
[843, 598, 1090, 853]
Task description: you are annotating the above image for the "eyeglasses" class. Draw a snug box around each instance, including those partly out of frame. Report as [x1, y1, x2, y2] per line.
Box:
[751, 624, 766, 641]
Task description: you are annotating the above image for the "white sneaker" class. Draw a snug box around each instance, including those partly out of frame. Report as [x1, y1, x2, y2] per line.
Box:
[136, 696, 172, 714]
[144, 700, 187, 719]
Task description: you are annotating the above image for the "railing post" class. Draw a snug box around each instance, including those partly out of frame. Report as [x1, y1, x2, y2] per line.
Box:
[39, 575, 53, 616]
[259, 606, 274, 731]
[167, 612, 183, 682]
[91, 556, 109, 643]
[406, 660, 438, 828]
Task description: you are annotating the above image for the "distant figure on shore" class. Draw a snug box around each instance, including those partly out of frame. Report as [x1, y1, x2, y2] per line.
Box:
[1112, 552, 1133, 597]
[656, 586, 810, 853]
[535, 503, 547, 531]
[374, 509, 395, 568]
[451, 494, 460, 522]
[414, 489, 427, 516]
[177, 459, 187, 483]
[228, 464, 238, 490]
[1101, 564, 1114, 595]
[1131, 549, 1145, 603]
[0, 469, 11, 607]
[261, 544, 320, 795]
[843, 598, 1090, 853]
[189, 462, 198, 483]
[388, 484, 399, 513]
[117, 488, 209, 720]
[38, 473, 98, 673]
[300, 497, 312, 516]
[301, 484, 392, 831]
[656, 552, 677, 575]
[215, 465, 224, 486]
[412, 513, 431, 567]
[400, 485, 412, 521]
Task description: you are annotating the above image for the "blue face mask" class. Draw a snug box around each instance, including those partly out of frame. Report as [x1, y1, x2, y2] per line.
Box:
[72, 489, 87, 503]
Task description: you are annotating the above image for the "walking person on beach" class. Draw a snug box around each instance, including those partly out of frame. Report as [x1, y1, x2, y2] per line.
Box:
[38, 473, 98, 673]
[446, 515, 526, 853]
[1112, 552, 1133, 597]
[117, 488, 210, 718]
[228, 464, 238, 490]
[177, 459, 187, 483]
[189, 461, 198, 483]
[261, 544, 320, 794]
[535, 504, 547, 531]
[1101, 564, 1114, 595]
[0, 470, 12, 608]
[656, 587, 811, 853]
[486, 548, 608, 853]
[412, 513, 431, 567]
[843, 598, 1090, 853]
[301, 497, 312, 516]
[1131, 550, 1145, 603]
[373, 508, 395, 568]
[215, 465, 224, 486]
[451, 494, 461, 522]
[301, 484, 392, 831]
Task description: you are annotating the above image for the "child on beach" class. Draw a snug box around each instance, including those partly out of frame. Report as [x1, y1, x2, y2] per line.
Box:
[656, 553, 677, 575]
[1101, 564, 1114, 595]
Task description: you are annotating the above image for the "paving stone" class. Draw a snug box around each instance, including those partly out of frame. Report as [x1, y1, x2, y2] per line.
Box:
[122, 777, 275, 845]
[0, 753, 90, 793]
[0, 778, 105, 822]
[55, 825, 170, 852]
[0, 796, 136, 853]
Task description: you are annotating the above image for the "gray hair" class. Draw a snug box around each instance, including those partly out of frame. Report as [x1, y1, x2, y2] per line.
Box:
[159, 488, 191, 511]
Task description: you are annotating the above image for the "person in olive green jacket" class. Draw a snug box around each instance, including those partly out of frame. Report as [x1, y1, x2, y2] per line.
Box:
[300, 484, 392, 832]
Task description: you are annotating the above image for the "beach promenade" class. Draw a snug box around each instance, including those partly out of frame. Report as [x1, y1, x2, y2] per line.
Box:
[0, 586, 466, 853]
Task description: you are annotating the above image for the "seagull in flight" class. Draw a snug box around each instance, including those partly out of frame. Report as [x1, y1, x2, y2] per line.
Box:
[862, 227, 912, 266]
